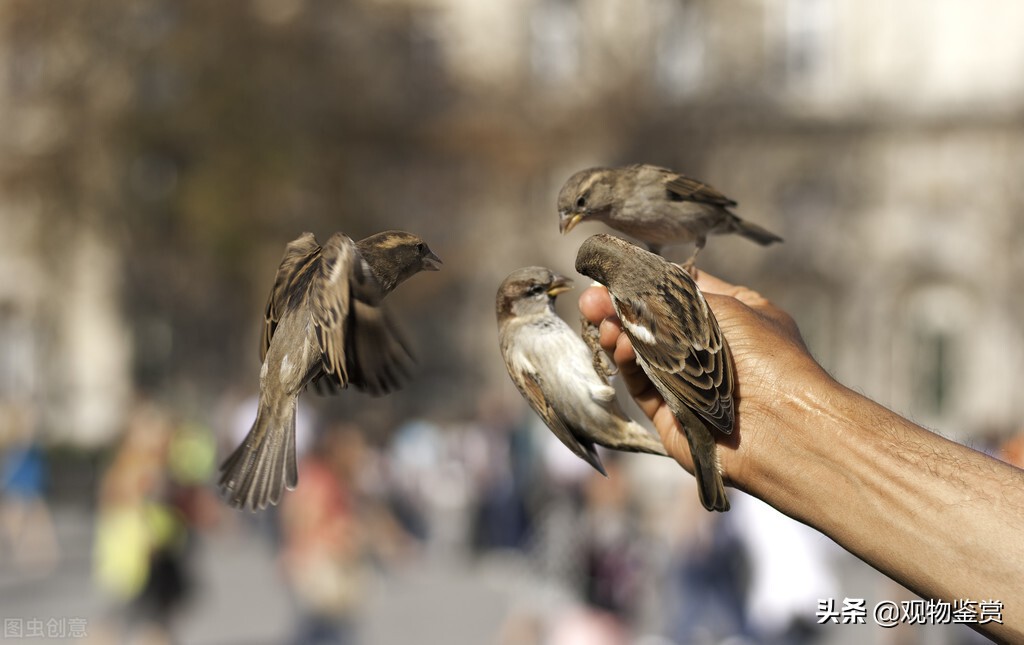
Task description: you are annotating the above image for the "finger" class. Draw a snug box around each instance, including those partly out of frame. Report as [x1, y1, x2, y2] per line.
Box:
[614, 356, 664, 421]
[599, 318, 659, 405]
[613, 328, 637, 366]
[692, 268, 735, 295]
[703, 291, 798, 336]
[598, 317, 622, 353]
[694, 269, 769, 309]
[579, 285, 615, 325]
[611, 331, 659, 400]
[695, 270, 796, 333]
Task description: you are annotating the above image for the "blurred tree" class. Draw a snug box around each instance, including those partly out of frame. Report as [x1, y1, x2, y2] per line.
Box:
[0, 0, 460, 433]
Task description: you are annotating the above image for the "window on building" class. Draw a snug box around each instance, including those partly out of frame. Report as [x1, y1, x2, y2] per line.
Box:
[898, 285, 971, 423]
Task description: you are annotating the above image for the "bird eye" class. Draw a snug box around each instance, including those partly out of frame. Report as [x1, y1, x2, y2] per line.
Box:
[575, 195, 587, 209]
[416, 242, 425, 252]
[527, 284, 545, 297]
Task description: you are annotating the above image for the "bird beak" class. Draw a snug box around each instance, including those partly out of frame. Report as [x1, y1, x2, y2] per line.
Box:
[559, 212, 583, 235]
[547, 274, 574, 297]
[421, 250, 443, 271]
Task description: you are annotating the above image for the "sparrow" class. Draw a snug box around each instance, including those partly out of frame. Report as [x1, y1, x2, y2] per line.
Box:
[219, 230, 441, 511]
[575, 234, 735, 511]
[497, 266, 667, 476]
[557, 163, 782, 270]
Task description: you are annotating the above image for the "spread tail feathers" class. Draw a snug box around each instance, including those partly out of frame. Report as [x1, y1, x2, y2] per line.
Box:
[218, 399, 298, 511]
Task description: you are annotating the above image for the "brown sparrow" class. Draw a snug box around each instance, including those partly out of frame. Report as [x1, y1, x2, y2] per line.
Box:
[575, 234, 734, 511]
[219, 231, 441, 511]
[497, 267, 667, 475]
[558, 163, 782, 270]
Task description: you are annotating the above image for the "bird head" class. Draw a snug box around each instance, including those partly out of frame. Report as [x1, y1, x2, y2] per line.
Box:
[496, 267, 574, 321]
[557, 167, 616, 234]
[357, 231, 441, 294]
[574, 233, 645, 288]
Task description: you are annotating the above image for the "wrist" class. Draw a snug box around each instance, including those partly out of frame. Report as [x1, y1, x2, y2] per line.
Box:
[723, 363, 851, 511]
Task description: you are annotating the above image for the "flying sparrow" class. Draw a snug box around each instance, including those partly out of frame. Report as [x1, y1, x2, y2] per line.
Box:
[219, 230, 441, 511]
[558, 163, 782, 270]
[497, 266, 667, 476]
[575, 234, 735, 511]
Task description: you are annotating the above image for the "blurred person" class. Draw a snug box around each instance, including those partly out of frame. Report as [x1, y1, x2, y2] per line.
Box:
[496, 607, 545, 645]
[166, 421, 221, 532]
[530, 456, 662, 644]
[581, 272, 1024, 643]
[93, 404, 193, 645]
[579, 457, 643, 625]
[547, 606, 630, 645]
[527, 426, 595, 591]
[729, 491, 836, 644]
[0, 406, 59, 574]
[279, 424, 369, 645]
[468, 391, 537, 554]
[665, 483, 747, 644]
[384, 419, 443, 544]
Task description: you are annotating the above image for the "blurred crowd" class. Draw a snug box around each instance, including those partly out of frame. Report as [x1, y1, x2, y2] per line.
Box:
[1, 393, 1019, 645]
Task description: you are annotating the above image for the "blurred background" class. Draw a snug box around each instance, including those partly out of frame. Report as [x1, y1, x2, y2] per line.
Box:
[0, 0, 1022, 643]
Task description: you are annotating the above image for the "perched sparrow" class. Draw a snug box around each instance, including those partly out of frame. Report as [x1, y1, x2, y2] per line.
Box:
[558, 163, 782, 269]
[497, 267, 667, 475]
[219, 230, 441, 511]
[575, 234, 735, 511]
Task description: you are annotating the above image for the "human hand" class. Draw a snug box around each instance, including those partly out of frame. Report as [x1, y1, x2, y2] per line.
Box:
[584, 271, 1024, 644]
[578, 270, 833, 492]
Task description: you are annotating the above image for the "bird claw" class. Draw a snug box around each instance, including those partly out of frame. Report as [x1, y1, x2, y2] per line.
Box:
[581, 315, 617, 378]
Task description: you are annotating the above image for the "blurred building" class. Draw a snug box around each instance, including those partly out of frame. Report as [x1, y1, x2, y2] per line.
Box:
[0, 10, 131, 446]
[413, 0, 1024, 438]
[0, 0, 1021, 444]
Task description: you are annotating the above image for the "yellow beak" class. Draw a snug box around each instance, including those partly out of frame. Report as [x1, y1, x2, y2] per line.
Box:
[547, 275, 574, 297]
[559, 213, 584, 235]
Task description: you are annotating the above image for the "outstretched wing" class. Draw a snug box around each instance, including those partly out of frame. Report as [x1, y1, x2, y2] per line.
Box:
[613, 264, 734, 433]
[664, 174, 737, 208]
[343, 298, 415, 396]
[261, 232, 321, 362]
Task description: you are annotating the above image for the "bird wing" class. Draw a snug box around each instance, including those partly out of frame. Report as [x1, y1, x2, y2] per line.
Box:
[613, 268, 734, 433]
[304, 243, 415, 397]
[342, 297, 415, 396]
[502, 337, 606, 474]
[261, 232, 322, 362]
[664, 174, 737, 208]
[307, 232, 358, 386]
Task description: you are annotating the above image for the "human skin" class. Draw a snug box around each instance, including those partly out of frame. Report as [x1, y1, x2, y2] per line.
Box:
[579, 272, 1024, 643]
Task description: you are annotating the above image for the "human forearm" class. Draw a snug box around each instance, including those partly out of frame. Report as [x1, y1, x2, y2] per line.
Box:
[581, 275, 1024, 642]
[740, 378, 1024, 642]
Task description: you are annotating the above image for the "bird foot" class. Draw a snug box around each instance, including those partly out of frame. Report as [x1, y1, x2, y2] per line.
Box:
[680, 258, 698, 279]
